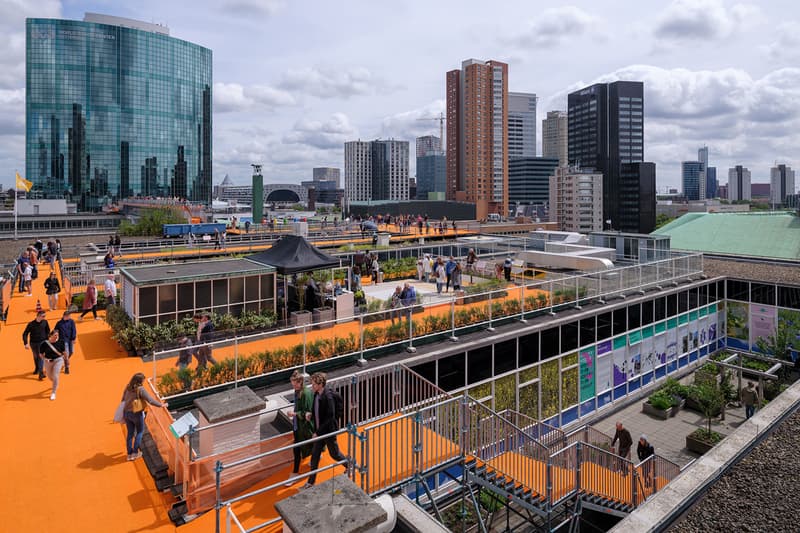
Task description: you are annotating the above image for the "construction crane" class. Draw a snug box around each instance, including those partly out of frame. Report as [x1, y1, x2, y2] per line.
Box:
[416, 112, 446, 143]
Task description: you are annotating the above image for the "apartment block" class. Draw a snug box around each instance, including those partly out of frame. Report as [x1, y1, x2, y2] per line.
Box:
[549, 166, 604, 232]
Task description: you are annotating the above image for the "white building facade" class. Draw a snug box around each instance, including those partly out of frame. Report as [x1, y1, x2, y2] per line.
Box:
[344, 139, 409, 204]
[549, 166, 604, 233]
[508, 92, 537, 159]
[770, 164, 795, 206]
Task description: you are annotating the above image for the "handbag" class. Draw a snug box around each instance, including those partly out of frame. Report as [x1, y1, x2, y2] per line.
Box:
[131, 389, 145, 413]
[113, 401, 125, 423]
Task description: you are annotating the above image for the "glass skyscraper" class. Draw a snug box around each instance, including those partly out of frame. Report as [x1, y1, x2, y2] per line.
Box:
[26, 14, 212, 211]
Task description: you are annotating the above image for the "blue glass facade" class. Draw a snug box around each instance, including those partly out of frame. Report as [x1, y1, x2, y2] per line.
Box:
[26, 18, 212, 211]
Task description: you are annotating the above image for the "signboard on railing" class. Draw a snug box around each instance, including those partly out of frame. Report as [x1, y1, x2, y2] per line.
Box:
[170, 411, 199, 438]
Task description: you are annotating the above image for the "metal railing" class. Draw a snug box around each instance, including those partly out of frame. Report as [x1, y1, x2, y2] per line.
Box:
[150, 251, 705, 402]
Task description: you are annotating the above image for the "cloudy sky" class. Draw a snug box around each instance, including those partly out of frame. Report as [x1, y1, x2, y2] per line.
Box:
[1, 0, 798, 191]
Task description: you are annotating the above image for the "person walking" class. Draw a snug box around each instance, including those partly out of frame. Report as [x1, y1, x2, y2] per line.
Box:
[194, 313, 218, 367]
[503, 256, 513, 282]
[400, 282, 417, 324]
[466, 249, 477, 283]
[435, 258, 446, 294]
[389, 285, 402, 325]
[422, 254, 432, 283]
[39, 330, 66, 401]
[445, 256, 456, 292]
[301, 372, 348, 490]
[44, 271, 61, 310]
[23, 261, 33, 296]
[452, 263, 463, 292]
[285, 370, 315, 486]
[637, 434, 655, 487]
[79, 279, 99, 321]
[612, 421, 633, 460]
[54, 311, 77, 375]
[175, 336, 193, 370]
[104, 274, 117, 307]
[23, 310, 50, 380]
[120, 373, 164, 461]
[16, 250, 30, 293]
[741, 381, 759, 419]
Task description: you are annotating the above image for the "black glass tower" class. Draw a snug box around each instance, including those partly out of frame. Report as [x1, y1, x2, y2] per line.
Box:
[568, 81, 654, 233]
[26, 15, 212, 211]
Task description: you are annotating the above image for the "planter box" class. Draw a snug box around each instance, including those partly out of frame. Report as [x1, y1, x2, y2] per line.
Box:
[290, 310, 312, 327]
[312, 306, 334, 329]
[642, 399, 683, 420]
[685, 432, 719, 454]
[684, 397, 721, 416]
[458, 290, 508, 306]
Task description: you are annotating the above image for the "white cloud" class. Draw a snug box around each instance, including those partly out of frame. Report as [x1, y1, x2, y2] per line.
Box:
[504, 6, 604, 48]
[380, 100, 446, 143]
[221, 0, 285, 17]
[278, 66, 388, 99]
[0, 0, 61, 89]
[213, 82, 296, 113]
[282, 113, 358, 150]
[763, 21, 800, 63]
[653, 0, 762, 42]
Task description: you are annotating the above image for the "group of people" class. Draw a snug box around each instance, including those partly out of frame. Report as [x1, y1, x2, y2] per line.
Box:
[418, 254, 470, 295]
[611, 421, 656, 484]
[22, 310, 77, 399]
[389, 282, 417, 325]
[175, 313, 219, 370]
[350, 213, 458, 236]
[285, 371, 348, 490]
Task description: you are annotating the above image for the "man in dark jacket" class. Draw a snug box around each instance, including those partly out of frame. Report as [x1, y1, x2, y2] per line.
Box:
[637, 434, 655, 487]
[23, 311, 50, 380]
[54, 311, 77, 374]
[302, 372, 347, 489]
[612, 421, 633, 459]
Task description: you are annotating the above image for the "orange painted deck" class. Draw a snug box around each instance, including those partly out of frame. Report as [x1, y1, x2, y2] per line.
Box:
[61, 225, 474, 265]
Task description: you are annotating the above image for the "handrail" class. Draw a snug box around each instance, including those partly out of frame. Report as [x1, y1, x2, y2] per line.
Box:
[497, 408, 565, 451]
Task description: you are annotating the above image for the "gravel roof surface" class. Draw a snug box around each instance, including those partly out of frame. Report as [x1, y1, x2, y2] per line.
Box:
[670, 405, 800, 532]
[703, 257, 800, 285]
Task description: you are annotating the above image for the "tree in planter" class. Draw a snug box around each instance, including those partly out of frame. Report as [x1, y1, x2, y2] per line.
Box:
[688, 381, 726, 444]
[755, 322, 794, 361]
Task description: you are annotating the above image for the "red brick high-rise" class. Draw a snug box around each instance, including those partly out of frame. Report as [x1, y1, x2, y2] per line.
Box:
[446, 59, 508, 221]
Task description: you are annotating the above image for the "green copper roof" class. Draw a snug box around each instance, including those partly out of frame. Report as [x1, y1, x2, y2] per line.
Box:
[653, 212, 800, 260]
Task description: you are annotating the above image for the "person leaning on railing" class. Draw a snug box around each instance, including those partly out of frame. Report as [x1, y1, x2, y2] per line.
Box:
[121, 372, 164, 461]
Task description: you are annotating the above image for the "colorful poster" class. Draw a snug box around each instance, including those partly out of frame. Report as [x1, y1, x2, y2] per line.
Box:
[750, 304, 777, 347]
[690, 318, 699, 350]
[679, 324, 689, 354]
[708, 312, 718, 342]
[698, 315, 708, 346]
[666, 325, 678, 362]
[654, 334, 666, 366]
[727, 301, 749, 341]
[596, 340, 613, 392]
[641, 334, 656, 374]
[579, 346, 596, 402]
[778, 309, 800, 355]
[613, 342, 628, 386]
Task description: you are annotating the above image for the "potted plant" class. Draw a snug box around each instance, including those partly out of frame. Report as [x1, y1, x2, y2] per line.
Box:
[685, 381, 726, 454]
[643, 389, 678, 420]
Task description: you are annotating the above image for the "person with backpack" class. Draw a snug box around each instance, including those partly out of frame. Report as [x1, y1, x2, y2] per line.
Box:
[54, 311, 77, 375]
[301, 372, 347, 490]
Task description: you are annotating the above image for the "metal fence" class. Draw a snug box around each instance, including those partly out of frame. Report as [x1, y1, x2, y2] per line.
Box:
[148, 250, 705, 403]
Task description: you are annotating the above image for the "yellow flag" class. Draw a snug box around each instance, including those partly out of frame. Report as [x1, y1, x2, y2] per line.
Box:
[16, 172, 32, 192]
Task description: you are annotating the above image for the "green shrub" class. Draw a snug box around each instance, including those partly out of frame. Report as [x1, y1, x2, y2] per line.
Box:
[647, 390, 673, 410]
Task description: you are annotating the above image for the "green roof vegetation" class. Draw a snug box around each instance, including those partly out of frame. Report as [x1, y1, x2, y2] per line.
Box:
[653, 212, 800, 260]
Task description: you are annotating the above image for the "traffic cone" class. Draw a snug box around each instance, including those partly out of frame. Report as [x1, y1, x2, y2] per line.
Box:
[36, 299, 42, 313]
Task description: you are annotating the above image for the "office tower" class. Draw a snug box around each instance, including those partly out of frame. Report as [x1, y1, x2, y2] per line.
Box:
[446, 58, 509, 220]
[728, 166, 752, 201]
[508, 157, 558, 208]
[698, 146, 708, 170]
[344, 139, 409, 203]
[542, 111, 568, 166]
[770, 164, 795, 207]
[416, 134, 446, 199]
[508, 92, 537, 158]
[312, 167, 341, 188]
[568, 81, 653, 232]
[705, 167, 717, 199]
[549, 166, 604, 232]
[416, 135, 442, 158]
[26, 14, 212, 211]
[681, 161, 705, 201]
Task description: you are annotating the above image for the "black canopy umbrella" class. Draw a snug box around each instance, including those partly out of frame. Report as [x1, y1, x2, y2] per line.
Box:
[246, 235, 339, 274]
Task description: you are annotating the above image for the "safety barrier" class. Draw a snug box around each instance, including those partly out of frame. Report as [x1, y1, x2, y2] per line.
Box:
[152, 250, 705, 404]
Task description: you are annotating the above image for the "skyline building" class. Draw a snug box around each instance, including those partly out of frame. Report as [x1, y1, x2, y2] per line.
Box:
[567, 81, 653, 232]
[508, 92, 537, 159]
[416, 150, 446, 200]
[681, 161, 705, 201]
[549, 166, 604, 232]
[415, 135, 442, 158]
[26, 14, 212, 211]
[508, 157, 558, 209]
[542, 110, 568, 166]
[770, 164, 795, 207]
[312, 167, 341, 188]
[344, 139, 409, 204]
[728, 165, 752, 201]
[446, 58, 509, 220]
